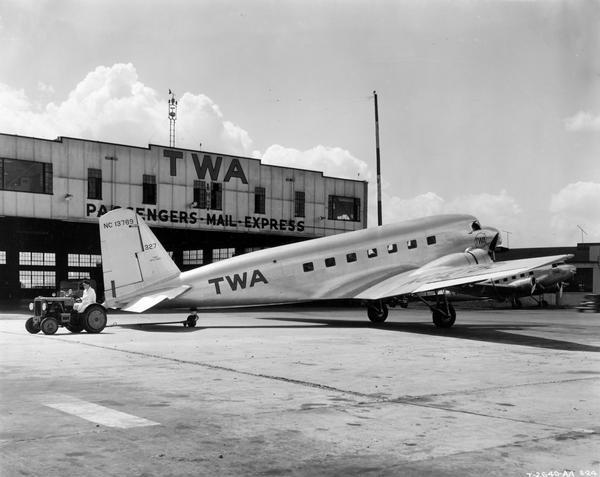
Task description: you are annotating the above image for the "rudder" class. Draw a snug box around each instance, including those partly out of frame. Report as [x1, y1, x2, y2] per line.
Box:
[99, 209, 180, 306]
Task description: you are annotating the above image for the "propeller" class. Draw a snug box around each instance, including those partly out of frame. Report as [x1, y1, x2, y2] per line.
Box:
[488, 232, 500, 261]
[531, 276, 537, 295]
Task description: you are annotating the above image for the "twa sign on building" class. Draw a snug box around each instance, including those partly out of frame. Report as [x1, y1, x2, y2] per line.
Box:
[0, 134, 368, 238]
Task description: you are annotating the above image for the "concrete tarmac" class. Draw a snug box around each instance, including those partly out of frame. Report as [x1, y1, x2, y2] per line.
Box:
[1, 306, 599, 476]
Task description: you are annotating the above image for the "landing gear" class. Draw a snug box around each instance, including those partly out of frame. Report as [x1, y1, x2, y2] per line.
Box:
[413, 292, 457, 328]
[432, 303, 456, 328]
[184, 311, 198, 328]
[511, 298, 522, 309]
[367, 301, 388, 323]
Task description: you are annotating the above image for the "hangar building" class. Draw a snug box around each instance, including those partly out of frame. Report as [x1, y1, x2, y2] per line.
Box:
[0, 133, 368, 300]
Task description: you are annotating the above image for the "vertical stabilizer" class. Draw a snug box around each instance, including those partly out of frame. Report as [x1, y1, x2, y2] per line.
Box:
[99, 209, 180, 305]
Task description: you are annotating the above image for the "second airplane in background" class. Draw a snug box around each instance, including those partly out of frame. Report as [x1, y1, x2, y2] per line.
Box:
[98, 209, 572, 328]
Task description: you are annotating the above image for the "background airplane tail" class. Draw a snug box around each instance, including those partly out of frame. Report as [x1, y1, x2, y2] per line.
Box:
[99, 208, 180, 307]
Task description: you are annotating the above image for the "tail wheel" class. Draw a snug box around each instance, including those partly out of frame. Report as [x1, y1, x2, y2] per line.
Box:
[186, 315, 198, 328]
[83, 305, 107, 333]
[25, 317, 41, 334]
[367, 302, 388, 323]
[41, 317, 59, 335]
[432, 303, 456, 328]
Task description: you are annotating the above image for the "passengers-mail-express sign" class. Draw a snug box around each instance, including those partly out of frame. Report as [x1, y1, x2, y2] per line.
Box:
[85, 150, 305, 232]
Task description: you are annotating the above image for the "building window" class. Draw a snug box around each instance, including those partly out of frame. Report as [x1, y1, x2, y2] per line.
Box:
[193, 181, 207, 209]
[294, 191, 305, 217]
[87, 168, 102, 200]
[387, 244, 398, 254]
[183, 250, 204, 265]
[325, 257, 336, 267]
[19, 270, 55, 289]
[213, 248, 235, 262]
[19, 252, 55, 266]
[68, 271, 91, 280]
[255, 187, 266, 214]
[367, 248, 378, 258]
[328, 195, 360, 221]
[407, 239, 417, 250]
[0, 158, 53, 194]
[0, 251, 5, 265]
[143, 174, 157, 205]
[303, 262, 314, 272]
[67, 254, 101, 267]
[210, 183, 223, 211]
[427, 236, 437, 245]
[346, 252, 357, 263]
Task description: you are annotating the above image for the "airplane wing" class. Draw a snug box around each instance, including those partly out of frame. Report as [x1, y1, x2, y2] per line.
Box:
[114, 285, 191, 313]
[354, 254, 573, 300]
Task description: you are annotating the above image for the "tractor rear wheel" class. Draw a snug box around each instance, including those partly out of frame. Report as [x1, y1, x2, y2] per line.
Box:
[83, 305, 107, 333]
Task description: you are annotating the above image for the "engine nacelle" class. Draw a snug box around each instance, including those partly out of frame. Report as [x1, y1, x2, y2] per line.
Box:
[421, 248, 493, 269]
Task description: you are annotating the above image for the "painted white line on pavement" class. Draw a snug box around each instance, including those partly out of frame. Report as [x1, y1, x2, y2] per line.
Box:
[42, 395, 160, 429]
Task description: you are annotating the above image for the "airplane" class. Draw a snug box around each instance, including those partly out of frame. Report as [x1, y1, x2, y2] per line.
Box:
[98, 208, 572, 328]
[453, 262, 576, 308]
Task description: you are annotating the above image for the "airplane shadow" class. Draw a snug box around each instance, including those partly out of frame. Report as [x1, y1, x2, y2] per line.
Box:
[256, 317, 600, 353]
[111, 317, 599, 352]
[117, 324, 203, 333]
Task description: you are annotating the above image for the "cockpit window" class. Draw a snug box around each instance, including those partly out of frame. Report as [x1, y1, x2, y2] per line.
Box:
[471, 220, 481, 232]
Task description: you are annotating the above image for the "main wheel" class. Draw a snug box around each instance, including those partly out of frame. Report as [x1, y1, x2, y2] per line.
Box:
[83, 305, 107, 333]
[41, 317, 59, 335]
[367, 303, 388, 323]
[25, 317, 40, 334]
[432, 303, 456, 328]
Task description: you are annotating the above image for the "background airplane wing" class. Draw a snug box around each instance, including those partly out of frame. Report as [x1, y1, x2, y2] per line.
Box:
[354, 254, 573, 300]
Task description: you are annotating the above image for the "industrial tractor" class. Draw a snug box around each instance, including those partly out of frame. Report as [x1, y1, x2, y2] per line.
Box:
[25, 284, 107, 335]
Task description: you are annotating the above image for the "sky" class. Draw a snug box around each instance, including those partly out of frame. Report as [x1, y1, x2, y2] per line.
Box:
[1, 0, 599, 247]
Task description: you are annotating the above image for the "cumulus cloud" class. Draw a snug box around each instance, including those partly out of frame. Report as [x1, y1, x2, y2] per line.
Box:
[550, 181, 600, 243]
[0, 63, 254, 155]
[261, 144, 370, 180]
[564, 111, 600, 132]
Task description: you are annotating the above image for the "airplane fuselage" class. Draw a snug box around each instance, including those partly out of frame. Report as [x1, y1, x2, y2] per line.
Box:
[169, 214, 494, 309]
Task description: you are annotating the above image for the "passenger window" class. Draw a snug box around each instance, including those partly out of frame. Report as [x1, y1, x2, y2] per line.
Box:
[407, 239, 417, 249]
[426, 236, 436, 245]
[503, 278, 508, 282]
[325, 257, 336, 267]
[346, 252, 357, 263]
[529, 271, 534, 275]
[387, 244, 398, 253]
[367, 248, 378, 258]
[303, 262, 314, 272]
[511, 276, 516, 280]
[520, 273, 525, 278]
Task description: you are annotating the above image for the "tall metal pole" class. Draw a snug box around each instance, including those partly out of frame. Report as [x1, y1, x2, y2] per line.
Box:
[373, 90, 382, 226]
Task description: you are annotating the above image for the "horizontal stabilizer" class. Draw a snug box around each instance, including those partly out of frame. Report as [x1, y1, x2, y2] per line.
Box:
[122, 285, 191, 313]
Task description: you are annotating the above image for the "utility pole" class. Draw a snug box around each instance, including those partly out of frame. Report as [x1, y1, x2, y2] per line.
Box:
[373, 90, 382, 226]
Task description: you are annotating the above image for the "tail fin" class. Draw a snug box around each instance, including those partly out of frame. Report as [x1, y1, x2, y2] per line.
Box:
[99, 208, 180, 307]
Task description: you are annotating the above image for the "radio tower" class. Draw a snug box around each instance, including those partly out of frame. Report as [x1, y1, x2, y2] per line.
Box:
[168, 89, 178, 148]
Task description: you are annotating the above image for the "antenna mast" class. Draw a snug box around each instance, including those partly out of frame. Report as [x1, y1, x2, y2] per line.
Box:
[168, 89, 178, 148]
